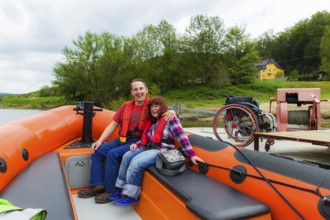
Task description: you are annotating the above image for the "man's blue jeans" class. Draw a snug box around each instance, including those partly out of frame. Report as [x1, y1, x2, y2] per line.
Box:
[116, 149, 160, 199]
[89, 138, 139, 193]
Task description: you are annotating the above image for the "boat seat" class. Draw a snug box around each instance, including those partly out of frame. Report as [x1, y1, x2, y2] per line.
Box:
[147, 165, 270, 220]
[0, 152, 75, 220]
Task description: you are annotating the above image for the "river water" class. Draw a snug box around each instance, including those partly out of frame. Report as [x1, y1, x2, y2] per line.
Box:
[0, 108, 211, 127]
[0, 109, 44, 125]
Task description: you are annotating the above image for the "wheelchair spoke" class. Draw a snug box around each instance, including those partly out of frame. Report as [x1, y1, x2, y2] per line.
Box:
[213, 104, 258, 147]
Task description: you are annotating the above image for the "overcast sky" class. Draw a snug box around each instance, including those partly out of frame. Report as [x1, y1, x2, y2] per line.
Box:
[1, 0, 329, 94]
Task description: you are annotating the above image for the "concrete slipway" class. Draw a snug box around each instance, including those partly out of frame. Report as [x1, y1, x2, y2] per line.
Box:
[184, 127, 330, 166]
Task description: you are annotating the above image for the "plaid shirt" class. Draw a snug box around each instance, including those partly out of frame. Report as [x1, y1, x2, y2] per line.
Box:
[137, 116, 196, 159]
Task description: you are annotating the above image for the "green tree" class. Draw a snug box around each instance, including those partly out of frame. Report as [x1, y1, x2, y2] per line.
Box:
[223, 26, 260, 84]
[53, 32, 136, 107]
[320, 27, 330, 74]
[256, 10, 330, 77]
[133, 22, 169, 89]
[255, 30, 277, 59]
[303, 11, 330, 73]
[94, 33, 137, 103]
[288, 69, 300, 81]
[54, 32, 103, 103]
[53, 59, 85, 101]
[39, 85, 61, 97]
[132, 20, 181, 92]
[180, 15, 226, 85]
[154, 20, 181, 92]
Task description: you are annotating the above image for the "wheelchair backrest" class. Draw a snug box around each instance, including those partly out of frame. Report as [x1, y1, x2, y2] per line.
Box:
[225, 96, 253, 105]
[225, 96, 261, 115]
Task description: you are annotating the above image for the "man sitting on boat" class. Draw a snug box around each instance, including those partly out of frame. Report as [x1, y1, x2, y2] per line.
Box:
[78, 79, 175, 203]
[108, 96, 203, 206]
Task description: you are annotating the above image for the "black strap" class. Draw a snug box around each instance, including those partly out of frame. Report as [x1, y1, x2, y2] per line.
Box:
[160, 139, 175, 145]
[146, 139, 175, 149]
[127, 126, 139, 136]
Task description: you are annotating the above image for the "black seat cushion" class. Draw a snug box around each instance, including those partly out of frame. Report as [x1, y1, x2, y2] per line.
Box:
[147, 165, 270, 220]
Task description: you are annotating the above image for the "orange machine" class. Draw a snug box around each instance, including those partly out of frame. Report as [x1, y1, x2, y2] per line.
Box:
[271, 88, 322, 131]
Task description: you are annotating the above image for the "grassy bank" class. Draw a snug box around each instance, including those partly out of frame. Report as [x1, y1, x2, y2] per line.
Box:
[1, 81, 329, 110]
[164, 81, 330, 111]
[0, 96, 70, 109]
[163, 81, 330, 128]
[1, 81, 329, 127]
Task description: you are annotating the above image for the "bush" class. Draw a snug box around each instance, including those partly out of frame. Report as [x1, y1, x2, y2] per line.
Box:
[1, 96, 69, 109]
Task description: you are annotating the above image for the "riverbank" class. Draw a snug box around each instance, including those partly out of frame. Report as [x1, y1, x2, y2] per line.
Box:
[2, 81, 329, 127]
[182, 100, 330, 128]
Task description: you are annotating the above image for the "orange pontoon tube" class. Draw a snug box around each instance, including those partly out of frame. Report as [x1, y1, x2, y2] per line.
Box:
[1, 104, 330, 219]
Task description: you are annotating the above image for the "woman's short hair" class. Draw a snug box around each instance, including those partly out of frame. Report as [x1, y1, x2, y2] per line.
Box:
[148, 96, 168, 121]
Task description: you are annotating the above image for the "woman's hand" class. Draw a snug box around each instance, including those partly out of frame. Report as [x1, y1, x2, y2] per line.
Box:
[130, 144, 138, 151]
[190, 155, 204, 165]
[163, 110, 176, 121]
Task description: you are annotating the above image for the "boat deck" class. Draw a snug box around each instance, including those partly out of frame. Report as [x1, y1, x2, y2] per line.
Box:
[72, 195, 141, 220]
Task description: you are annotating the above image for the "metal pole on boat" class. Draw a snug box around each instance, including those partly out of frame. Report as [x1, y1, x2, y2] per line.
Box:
[72, 101, 103, 148]
[81, 101, 94, 144]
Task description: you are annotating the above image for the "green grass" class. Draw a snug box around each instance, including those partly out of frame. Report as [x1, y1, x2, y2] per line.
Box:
[0, 96, 70, 109]
[1, 81, 329, 110]
[163, 81, 330, 109]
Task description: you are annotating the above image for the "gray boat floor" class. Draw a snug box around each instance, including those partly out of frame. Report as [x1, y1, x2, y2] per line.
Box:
[72, 194, 141, 220]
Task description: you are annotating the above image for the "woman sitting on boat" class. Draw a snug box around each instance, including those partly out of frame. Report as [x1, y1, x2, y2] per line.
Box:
[108, 96, 204, 206]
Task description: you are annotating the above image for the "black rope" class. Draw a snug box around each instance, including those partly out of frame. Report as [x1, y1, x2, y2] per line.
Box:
[316, 169, 330, 197]
[202, 162, 322, 197]
[220, 141, 306, 220]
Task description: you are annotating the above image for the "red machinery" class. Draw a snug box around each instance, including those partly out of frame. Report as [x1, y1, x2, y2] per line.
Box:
[271, 88, 321, 132]
[212, 88, 324, 150]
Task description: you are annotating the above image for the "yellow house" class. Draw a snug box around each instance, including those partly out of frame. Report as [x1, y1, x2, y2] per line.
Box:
[255, 59, 284, 80]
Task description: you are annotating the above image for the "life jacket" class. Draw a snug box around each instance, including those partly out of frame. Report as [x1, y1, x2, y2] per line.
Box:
[119, 96, 149, 143]
[141, 116, 167, 145]
[0, 199, 47, 220]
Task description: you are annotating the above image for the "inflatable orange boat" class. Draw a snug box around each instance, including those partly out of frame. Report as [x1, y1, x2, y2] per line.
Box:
[1, 102, 330, 220]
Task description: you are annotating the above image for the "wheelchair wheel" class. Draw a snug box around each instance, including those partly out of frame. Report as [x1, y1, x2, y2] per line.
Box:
[213, 104, 258, 147]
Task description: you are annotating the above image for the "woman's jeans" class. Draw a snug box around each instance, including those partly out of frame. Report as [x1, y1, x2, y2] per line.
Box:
[89, 137, 139, 192]
[115, 149, 160, 199]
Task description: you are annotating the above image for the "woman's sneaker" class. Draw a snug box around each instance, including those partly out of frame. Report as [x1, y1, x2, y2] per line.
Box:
[108, 188, 122, 201]
[115, 196, 139, 206]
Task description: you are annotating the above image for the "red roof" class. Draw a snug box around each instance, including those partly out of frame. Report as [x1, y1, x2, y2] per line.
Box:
[256, 59, 283, 69]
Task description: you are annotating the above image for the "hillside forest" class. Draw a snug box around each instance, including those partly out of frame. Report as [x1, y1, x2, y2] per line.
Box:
[15, 11, 330, 108]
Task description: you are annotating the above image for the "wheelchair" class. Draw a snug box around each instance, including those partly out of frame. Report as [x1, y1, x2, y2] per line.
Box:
[213, 95, 276, 147]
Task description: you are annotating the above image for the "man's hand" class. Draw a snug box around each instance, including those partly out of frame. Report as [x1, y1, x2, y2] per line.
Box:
[163, 109, 176, 121]
[91, 140, 102, 154]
